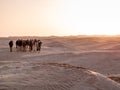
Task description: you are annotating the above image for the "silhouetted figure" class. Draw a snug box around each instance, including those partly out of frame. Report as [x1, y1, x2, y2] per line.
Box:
[22, 40, 27, 52]
[37, 40, 42, 51]
[16, 39, 22, 51]
[9, 40, 13, 52]
[33, 39, 37, 51]
[29, 39, 33, 51]
[15, 39, 42, 52]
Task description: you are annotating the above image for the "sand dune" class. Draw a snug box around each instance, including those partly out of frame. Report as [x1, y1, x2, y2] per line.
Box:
[0, 61, 120, 90]
[0, 36, 120, 90]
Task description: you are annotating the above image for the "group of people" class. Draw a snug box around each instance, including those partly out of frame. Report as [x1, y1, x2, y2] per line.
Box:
[9, 39, 42, 52]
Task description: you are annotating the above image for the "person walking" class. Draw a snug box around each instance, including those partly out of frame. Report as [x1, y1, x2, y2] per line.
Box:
[9, 40, 13, 52]
[37, 40, 42, 52]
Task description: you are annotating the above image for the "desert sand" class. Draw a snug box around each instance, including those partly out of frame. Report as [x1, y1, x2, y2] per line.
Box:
[0, 36, 120, 90]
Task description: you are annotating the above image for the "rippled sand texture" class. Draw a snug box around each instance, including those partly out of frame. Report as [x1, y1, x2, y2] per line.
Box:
[0, 36, 120, 90]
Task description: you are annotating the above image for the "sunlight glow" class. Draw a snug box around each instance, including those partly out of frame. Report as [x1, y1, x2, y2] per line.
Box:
[0, 0, 120, 37]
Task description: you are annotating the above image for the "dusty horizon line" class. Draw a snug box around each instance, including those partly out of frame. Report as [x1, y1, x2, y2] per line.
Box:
[1, 34, 120, 38]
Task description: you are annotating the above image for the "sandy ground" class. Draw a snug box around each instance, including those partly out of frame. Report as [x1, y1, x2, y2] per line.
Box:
[0, 36, 120, 90]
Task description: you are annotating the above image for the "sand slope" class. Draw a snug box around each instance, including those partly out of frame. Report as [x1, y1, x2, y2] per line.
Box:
[0, 61, 120, 90]
[0, 36, 120, 90]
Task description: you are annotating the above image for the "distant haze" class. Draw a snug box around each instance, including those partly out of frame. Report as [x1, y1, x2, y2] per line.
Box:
[1, 0, 120, 37]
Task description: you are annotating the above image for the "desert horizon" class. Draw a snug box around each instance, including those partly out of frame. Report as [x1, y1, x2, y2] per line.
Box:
[1, 0, 120, 89]
[1, 34, 120, 38]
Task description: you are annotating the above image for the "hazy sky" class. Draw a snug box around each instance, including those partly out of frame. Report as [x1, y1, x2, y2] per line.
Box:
[1, 0, 120, 37]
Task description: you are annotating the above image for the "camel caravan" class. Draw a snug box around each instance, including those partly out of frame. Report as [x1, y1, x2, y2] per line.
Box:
[9, 39, 42, 52]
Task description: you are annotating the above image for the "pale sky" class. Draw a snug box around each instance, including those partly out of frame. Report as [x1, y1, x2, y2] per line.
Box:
[0, 0, 120, 37]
